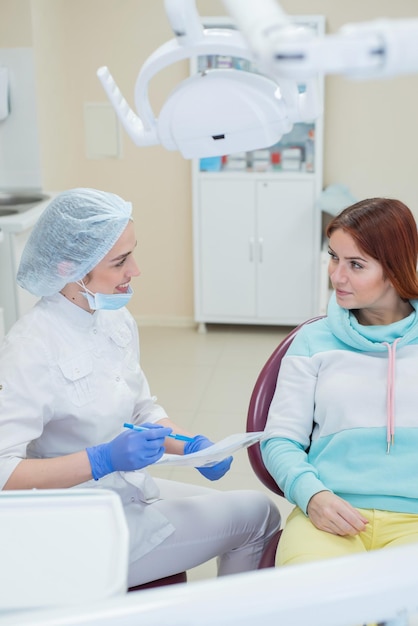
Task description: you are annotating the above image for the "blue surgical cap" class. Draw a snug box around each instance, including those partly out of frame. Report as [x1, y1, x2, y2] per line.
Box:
[17, 188, 132, 296]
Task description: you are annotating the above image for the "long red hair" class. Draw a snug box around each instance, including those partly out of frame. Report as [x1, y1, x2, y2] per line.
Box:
[326, 198, 418, 300]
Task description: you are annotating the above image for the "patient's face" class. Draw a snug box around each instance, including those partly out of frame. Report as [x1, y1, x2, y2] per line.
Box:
[327, 228, 394, 313]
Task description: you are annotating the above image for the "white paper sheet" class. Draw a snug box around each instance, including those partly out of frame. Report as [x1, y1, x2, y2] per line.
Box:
[154, 431, 267, 467]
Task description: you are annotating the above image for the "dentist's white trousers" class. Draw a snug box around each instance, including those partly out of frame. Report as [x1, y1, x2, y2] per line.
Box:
[127, 479, 281, 587]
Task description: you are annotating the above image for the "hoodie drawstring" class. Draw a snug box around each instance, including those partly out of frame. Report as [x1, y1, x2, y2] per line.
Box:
[383, 338, 400, 454]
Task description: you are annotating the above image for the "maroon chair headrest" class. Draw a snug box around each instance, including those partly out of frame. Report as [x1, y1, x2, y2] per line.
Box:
[246, 317, 325, 496]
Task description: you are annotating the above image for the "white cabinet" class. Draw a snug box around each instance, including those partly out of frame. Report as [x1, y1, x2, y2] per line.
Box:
[194, 175, 320, 327]
[192, 15, 325, 329]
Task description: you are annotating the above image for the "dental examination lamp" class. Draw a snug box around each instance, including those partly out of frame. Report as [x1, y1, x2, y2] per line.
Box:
[97, 0, 320, 159]
[98, 0, 418, 159]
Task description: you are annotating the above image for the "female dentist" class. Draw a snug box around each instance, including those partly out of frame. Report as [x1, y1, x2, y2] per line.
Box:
[0, 188, 281, 587]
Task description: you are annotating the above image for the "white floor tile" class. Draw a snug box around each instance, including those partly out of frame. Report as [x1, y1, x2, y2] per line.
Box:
[144, 362, 214, 414]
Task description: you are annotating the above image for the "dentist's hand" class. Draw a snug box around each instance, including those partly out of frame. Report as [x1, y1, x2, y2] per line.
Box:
[86, 422, 172, 480]
[184, 435, 233, 481]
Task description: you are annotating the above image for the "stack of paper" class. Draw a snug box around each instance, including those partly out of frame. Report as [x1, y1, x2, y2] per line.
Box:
[155, 431, 268, 467]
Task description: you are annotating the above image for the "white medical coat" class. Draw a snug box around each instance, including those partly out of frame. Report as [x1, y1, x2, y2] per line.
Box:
[0, 294, 175, 561]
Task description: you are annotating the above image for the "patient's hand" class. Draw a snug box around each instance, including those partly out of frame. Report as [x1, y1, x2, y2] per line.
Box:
[307, 491, 369, 536]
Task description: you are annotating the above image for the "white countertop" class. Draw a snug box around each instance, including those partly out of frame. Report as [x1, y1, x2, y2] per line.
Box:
[0, 191, 58, 233]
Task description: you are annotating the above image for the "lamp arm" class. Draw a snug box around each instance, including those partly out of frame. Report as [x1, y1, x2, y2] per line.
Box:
[164, 0, 204, 44]
[223, 0, 418, 80]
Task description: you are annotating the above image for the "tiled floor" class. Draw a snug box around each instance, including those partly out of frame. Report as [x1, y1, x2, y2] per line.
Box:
[138, 322, 296, 582]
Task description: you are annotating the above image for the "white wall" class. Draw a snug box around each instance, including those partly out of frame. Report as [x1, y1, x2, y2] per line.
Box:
[2, 0, 418, 323]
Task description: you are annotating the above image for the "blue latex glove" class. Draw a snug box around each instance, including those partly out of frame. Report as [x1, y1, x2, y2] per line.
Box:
[86, 422, 172, 480]
[183, 435, 233, 481]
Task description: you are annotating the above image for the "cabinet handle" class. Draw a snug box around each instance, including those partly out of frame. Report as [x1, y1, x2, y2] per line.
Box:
[249, 238, 254, 262]
[259, 238, 264, 262]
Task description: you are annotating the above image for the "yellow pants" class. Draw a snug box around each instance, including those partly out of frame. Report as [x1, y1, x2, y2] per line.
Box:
[278, 506, 418, 566]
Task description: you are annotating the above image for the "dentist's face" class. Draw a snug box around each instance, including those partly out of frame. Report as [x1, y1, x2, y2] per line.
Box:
[84, 221, 140, 294]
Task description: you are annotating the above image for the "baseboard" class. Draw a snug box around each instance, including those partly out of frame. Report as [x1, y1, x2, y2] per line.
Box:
[133, 315, 196, 328]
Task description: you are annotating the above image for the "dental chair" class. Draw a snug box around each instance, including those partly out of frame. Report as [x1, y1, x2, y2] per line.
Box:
[246, 317, 325, 566]
[128, 571, 187, 591]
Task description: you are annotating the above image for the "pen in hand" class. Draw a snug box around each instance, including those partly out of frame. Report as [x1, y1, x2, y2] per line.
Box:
[123, 422, 194, 442]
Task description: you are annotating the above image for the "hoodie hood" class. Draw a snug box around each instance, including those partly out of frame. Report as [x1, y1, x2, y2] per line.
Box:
[326, 292, 418, 453]
[326, 292, 418, 352]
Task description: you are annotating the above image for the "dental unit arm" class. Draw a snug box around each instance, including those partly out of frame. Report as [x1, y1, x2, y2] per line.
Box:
[223, 0, 418, 81]
[97, 0, 418, 158]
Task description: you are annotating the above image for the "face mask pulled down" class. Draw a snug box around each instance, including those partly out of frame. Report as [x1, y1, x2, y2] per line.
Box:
[77, 280, 133, 310]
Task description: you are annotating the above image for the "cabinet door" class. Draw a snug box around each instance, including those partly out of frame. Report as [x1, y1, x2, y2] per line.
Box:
[256, 180, 318, 323]
[197, 179, 256, 319]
